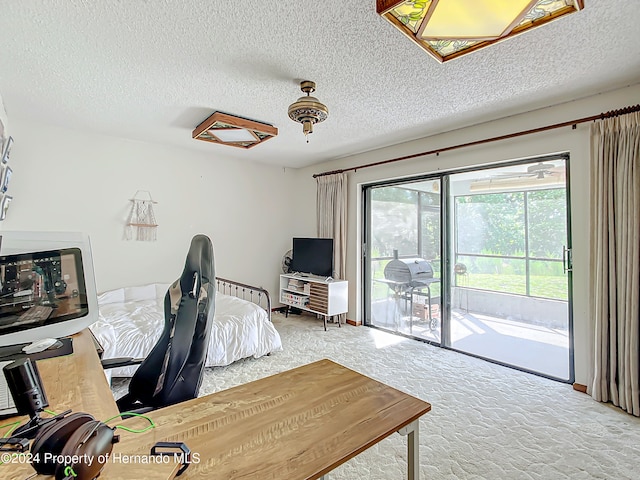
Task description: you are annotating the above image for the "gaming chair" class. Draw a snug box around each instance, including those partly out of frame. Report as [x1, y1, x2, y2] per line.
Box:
[109, 234, 216, 411]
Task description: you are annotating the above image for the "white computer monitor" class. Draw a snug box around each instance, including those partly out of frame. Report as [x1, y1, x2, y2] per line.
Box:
[0, 231, 99, 347]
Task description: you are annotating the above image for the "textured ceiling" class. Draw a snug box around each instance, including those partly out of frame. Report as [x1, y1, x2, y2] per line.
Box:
[1, 1, 639, 168]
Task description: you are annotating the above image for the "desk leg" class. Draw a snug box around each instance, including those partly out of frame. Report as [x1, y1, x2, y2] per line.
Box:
[398, 419, 419, 480]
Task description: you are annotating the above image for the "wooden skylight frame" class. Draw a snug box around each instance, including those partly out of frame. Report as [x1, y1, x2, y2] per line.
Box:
[192, 111, 278, 149]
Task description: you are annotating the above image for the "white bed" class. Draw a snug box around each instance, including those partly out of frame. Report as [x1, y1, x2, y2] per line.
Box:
[90, 281, 282, 377]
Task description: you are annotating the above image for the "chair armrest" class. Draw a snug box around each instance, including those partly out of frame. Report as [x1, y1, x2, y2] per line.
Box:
[101, 357, 144, 369]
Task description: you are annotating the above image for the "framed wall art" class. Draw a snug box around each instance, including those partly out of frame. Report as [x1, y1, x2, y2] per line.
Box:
[0, 164, 12, 193]
[0, 194, 12, 220]
[1, 136, 13, 164]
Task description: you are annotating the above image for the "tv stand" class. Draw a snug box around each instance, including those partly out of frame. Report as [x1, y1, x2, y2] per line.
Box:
[279, 274, 348, 331]
[292, 272, 333, 282]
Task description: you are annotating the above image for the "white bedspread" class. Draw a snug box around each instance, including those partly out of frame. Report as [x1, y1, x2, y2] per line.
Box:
[90, 283, 282, 377]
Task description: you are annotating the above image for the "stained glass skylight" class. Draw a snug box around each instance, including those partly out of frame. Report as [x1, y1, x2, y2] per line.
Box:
[377, 0, 584, 62]
[192, 112, 277, 149]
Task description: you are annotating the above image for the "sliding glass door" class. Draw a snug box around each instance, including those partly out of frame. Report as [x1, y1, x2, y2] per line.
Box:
[364, 180, 442, 343]
[363, 155, 573, 381]
[447, 158, 572, 380]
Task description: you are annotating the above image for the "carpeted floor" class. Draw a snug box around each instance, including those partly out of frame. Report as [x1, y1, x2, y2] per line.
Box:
[113, 312, 640, 479]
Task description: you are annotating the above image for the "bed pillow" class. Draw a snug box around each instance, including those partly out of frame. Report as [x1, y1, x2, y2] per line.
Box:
[155, 283, 172, 300]
[124, 284, 157, 302]
[97, 288, 125, 305]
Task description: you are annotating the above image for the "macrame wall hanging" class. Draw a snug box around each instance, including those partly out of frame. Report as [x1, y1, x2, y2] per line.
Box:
[125, 190, 158, 241]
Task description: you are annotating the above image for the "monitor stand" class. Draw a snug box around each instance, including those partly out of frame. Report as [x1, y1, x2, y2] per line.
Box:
[12, 409, 72, 439]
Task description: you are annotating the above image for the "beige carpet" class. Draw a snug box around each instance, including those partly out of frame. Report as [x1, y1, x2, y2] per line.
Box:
[114, 312, 640, 479]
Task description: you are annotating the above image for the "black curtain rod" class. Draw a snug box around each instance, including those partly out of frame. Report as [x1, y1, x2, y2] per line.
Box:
[313, 103, 640, 178]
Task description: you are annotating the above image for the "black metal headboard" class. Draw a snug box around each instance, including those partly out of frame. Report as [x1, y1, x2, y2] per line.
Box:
[215, 277, 272, 322]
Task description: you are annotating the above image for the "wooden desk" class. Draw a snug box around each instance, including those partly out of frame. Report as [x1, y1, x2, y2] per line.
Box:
[118, 358, 431, 479]
[2, 333, 431, 479]
[0, 330, 178, 480]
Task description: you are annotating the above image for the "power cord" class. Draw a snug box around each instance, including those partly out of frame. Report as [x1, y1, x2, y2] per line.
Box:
[103, 411, 156, 433]
[0, 420, 21, 438]
[0, 420, 23, 466]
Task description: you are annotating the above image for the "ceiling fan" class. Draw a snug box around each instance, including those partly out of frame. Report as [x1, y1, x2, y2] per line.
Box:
[494, 162, 560, 180]
[470, 161, 566, 192]
[525, 162, 558, 178]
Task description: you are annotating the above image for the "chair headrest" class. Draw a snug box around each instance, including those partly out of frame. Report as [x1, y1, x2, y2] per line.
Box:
[168, 235, 214, 315]
[182, 234, 214, 284]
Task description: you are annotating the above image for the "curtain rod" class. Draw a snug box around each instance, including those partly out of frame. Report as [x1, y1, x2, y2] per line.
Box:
[313, 103, 640, 178]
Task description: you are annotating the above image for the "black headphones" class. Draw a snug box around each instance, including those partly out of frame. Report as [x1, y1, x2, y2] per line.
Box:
[30, 412, 119, 480]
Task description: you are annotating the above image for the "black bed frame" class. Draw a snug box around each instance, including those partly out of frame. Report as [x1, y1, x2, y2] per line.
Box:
[215, 277, 272, 322]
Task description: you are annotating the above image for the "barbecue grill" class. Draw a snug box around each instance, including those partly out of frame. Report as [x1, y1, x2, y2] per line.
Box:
[383, 257, 434, 286]
[382, 251, 439, 331]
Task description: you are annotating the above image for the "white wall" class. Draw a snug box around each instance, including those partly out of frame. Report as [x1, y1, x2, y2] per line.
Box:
[292, 83, 640, 386]
[1, 119, 295, 297]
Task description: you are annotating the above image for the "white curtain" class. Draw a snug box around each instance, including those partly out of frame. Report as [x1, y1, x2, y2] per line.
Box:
[317, 173, 347, 325]
[316, 173, 347, 281]
[590, 111, 640, 416]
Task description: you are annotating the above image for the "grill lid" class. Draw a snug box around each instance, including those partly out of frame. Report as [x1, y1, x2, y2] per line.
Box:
[384, 257, 433, 285]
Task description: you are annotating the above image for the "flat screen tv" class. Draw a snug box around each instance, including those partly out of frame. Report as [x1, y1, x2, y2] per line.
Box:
[291, 238, 334, 278]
